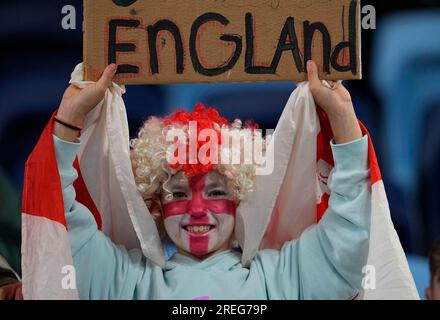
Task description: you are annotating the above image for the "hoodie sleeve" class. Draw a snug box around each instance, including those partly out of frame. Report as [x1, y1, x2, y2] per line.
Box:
[53, 135, 153, 300]
[253, 135, 371, 299]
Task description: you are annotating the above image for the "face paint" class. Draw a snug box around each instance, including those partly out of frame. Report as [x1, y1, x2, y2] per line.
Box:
[162, 171, 236, 256]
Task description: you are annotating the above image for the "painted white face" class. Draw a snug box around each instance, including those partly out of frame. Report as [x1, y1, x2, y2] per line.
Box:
[161, 170, 237, 257]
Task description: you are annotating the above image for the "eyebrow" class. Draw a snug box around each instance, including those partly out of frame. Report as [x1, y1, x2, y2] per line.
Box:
[165, 177, 189, 189]
[204, 181, 226, 189]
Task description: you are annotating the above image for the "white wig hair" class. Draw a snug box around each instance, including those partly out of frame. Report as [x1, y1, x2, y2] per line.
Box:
[130, 114, 270, 211]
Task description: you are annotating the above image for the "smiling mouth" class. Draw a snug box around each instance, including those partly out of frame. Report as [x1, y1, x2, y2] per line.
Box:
[183, 225, 215, 234]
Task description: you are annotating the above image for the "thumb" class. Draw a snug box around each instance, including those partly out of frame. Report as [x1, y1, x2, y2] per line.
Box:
[306, 60, 321, 94]
[97, 64, 117, 91]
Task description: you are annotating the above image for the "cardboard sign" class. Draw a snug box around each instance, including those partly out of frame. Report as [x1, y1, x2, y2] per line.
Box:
[84, 0, 361, 84]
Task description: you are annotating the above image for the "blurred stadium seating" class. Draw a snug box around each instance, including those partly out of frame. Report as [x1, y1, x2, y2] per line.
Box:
[164, 82, 296, 130]
[371, 11, 440, 254]
[0, 1, 82, 42]
[407, 254, 430, 299]
[0, 0, 167, 188]
[419, 102, 440, 251]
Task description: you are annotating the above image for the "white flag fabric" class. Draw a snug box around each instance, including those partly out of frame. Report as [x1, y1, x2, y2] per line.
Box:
[237, 82, 419, 299]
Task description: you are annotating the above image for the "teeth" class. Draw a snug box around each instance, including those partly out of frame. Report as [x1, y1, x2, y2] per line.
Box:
[186, 225, 212, 234]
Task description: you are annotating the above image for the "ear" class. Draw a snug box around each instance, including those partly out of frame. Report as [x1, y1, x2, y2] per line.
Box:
[146, 196, 167, 239]
[425, 287, 433, 300]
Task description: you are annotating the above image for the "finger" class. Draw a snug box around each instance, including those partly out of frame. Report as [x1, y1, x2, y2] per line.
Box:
[96, 64, 117, 91]
[16, 285, 23, 300]
[306, 60, 321, 93]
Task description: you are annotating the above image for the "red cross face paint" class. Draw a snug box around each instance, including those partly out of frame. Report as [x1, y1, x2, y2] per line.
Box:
[161, 171, 237, 256]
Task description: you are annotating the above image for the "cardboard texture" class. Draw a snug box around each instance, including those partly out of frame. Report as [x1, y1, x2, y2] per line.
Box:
[84, 0, 362, 84]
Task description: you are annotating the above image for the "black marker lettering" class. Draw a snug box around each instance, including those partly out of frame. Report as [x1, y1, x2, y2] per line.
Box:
[108, 19, 140, 74]
[330, 0, 357, 74]
[245, 12, 273, 74]
[270, 17, 304, 74]
[190, 12, 242, 76]
[112, 0, 138, 7]
[147, 20, 184, 74]
[303, 21, 331, 73]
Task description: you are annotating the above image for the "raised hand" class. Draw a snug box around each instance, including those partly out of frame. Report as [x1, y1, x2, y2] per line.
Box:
[306, 60, 362, 144]
[54, 64, 117, 142]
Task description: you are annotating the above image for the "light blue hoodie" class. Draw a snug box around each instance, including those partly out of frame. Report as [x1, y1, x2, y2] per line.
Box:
[54, 134, 371, 300]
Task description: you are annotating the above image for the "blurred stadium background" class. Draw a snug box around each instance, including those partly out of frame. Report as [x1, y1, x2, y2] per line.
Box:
[0, 0, 439, 298]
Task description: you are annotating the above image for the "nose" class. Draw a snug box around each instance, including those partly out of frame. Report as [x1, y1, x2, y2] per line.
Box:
[188, 192, 207, 218]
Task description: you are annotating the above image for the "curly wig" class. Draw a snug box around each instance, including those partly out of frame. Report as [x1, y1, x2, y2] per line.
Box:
[130, 103, 270, 216]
